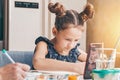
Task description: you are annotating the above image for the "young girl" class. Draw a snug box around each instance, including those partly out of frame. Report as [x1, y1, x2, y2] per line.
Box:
[33, 2, 94, 74]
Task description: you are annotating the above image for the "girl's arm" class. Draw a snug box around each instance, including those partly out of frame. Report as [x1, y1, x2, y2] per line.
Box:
[33, 41, 85, 74]
[0, 68, 2, 80]
[77, 48, 87, 62]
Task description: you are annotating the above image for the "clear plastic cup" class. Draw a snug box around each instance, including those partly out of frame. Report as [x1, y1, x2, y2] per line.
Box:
[95, 48, 116, 70]
[96, 59, 115, 69]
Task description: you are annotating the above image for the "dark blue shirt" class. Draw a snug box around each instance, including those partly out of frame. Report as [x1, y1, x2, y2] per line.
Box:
[35, 36, 81, 63]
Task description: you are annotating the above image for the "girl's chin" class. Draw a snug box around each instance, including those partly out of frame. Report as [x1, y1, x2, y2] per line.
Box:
[63, 49, 71, 52]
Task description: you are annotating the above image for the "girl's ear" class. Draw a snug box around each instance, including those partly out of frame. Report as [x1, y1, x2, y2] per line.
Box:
[52, 27, 58, 36]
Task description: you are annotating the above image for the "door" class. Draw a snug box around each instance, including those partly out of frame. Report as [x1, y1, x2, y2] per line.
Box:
[0, 0, 3, 50]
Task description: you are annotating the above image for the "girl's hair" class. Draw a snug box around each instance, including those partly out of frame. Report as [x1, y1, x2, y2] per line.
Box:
[48, 2, 95, 31]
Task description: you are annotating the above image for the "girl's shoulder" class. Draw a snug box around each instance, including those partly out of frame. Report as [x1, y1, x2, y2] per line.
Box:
[35, 36, 53, 46]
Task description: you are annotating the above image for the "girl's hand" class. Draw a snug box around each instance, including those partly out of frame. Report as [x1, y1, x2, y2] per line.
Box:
[0, 63, 30, 80]
[73, 62, 86, 74]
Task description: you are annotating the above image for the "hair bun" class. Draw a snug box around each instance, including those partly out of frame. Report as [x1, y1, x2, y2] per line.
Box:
[48, 2, 66, 17]
[80, 2, 95, 22]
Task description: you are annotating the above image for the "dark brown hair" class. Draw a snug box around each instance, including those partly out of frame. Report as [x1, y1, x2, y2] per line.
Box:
[48, 2, 94, 31]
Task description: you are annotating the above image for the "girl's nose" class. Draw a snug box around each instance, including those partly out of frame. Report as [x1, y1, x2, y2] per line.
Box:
[68, 42, 75, 49]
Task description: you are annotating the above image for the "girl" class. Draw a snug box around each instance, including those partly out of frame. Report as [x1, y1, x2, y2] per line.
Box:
[33, 2, 94, 74]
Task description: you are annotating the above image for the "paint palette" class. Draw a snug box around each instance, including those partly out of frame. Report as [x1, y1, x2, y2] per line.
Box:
[25, 70, 79, 80]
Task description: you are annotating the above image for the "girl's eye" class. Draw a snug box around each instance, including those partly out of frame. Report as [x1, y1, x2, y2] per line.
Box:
[65, 39, 79, 41]
[66, 39, 70, 41]
[75, 39, 79, 42]
[65, 39, 79, 42]
[66, 39, 71, 41]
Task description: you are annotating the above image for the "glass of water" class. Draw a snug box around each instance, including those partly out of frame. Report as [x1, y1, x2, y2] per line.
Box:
[95, 48, 116, 69]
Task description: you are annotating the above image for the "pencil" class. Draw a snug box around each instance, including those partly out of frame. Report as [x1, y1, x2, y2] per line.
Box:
[2, 49, 15, 63]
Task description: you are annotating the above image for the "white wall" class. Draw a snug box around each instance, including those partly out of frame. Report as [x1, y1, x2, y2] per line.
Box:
[9, 0, 43, 51]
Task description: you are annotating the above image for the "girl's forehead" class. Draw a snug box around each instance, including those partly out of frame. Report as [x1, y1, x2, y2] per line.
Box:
[63, 24, 84, 31]
[65, 24, 82, 28]
[58, 27, 82, 37]
[59, 24, 83, 33]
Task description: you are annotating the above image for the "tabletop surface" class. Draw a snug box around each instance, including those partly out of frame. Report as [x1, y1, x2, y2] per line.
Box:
[25, 70, 92, 80]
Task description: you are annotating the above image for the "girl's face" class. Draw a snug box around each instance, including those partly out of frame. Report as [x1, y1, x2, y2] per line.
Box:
[53, 24, 83, 52]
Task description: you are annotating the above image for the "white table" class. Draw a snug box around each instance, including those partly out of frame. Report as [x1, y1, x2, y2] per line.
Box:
[25, 70, 92, 80]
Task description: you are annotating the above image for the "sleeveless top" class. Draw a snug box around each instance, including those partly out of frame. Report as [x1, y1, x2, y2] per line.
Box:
[35, 36, 81, 63]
